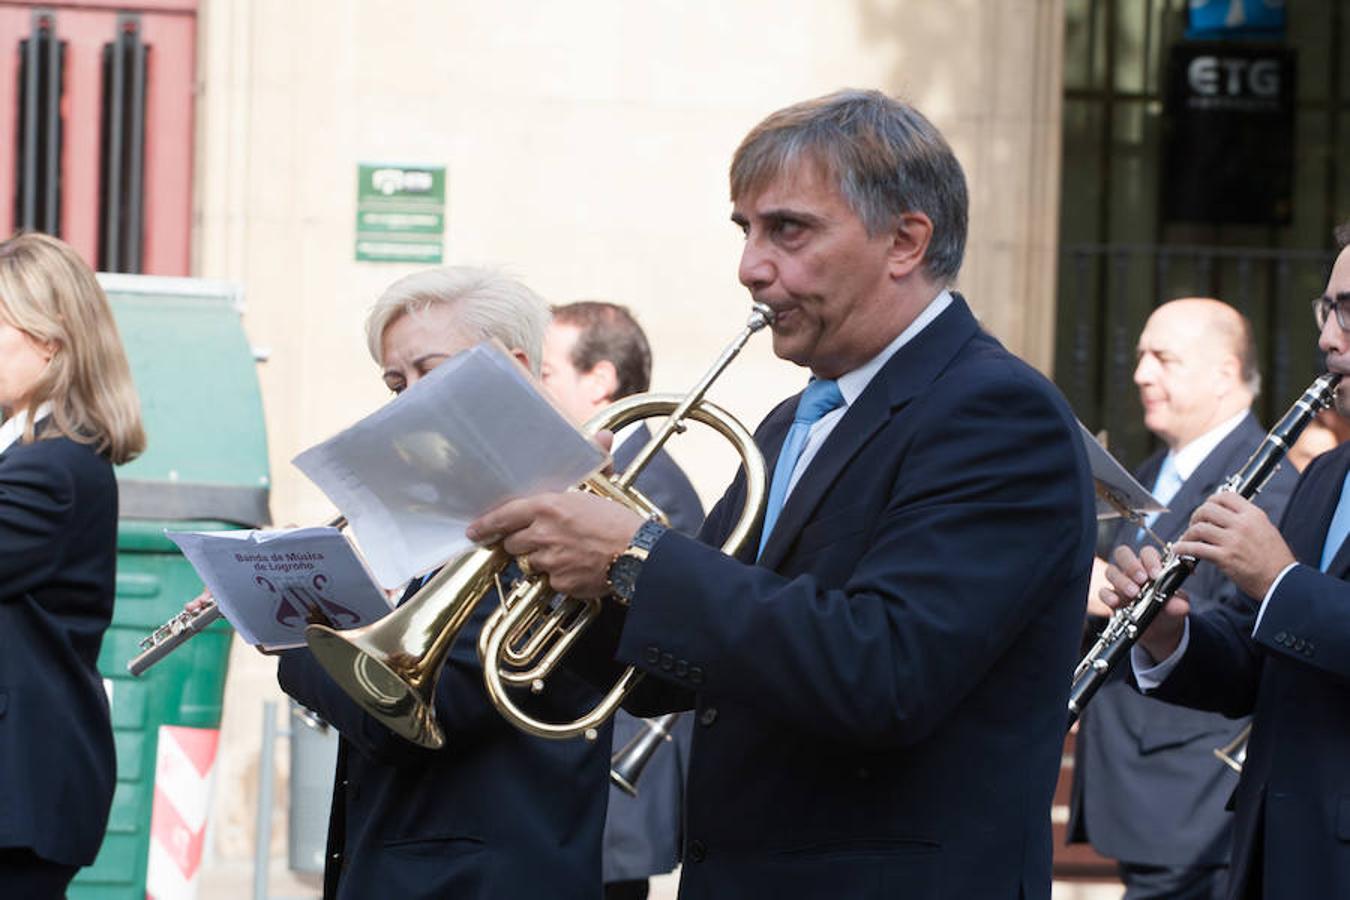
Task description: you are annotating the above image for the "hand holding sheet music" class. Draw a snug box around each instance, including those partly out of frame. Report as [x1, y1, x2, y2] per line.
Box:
[292, 342, 607, 588]
[166, 526, 393, 650]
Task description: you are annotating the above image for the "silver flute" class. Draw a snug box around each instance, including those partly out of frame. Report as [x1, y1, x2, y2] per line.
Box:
[1066, 373, 1342, 728]
[126, 515, 347, 676]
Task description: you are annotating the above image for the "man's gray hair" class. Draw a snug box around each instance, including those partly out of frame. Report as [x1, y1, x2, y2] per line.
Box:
[730, 88, 969, 282]
[365, 266, 550, 375]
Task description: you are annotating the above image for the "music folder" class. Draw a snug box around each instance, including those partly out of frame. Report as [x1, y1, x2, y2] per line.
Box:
[166, 526, 394, 651]
[1077, 422, 1165, 522]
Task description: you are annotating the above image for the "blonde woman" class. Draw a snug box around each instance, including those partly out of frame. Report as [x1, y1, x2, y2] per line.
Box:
[0, 232, 144, 897]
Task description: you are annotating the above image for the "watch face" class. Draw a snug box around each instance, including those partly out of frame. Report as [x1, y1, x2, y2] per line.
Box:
[608, 553, 641, 602]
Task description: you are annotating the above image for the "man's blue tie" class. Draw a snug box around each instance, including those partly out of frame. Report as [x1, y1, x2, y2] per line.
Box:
[1146, 453, 1183, 527]
[1135, 453, 1182, 543]
[1319, 469, 1350, 572]
[758, 378, 845, 557]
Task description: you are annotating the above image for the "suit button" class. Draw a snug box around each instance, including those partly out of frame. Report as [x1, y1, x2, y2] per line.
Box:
[675, 659, 688, 677]
[688, 666, 705, 685]
[699, 707, 718, 726]
[660, 652, 675, 671]
[688, 839, 707, 862]
[1275, 631, 1288, 644]
[1294, 638, 1305, 651]
[645, 646, 660, 665]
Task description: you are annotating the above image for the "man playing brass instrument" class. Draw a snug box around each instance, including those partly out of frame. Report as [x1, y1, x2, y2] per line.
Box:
[1069, 298, 1296, 900]
[276, 267, 609, 900]
[1102, 223, 1350, 899]
[469, 89, 1096, 899]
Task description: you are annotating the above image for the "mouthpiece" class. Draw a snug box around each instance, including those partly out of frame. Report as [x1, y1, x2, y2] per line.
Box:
[748, 303, 774, 331]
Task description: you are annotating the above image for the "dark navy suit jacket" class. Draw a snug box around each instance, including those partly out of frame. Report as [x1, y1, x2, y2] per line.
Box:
[0, 434, 118, 867]
[605, 426, 703, 883]
[1070, 414, 1295, 867]
[277, 561, 610, 897]
[582, 296, 1095, 898]
[1151, 439, 1350, 899]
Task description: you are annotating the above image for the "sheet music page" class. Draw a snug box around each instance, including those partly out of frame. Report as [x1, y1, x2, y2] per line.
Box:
[166, 526, 395, 650]
[1077, 422, 1166, 521]
[292, 342, 608, 588]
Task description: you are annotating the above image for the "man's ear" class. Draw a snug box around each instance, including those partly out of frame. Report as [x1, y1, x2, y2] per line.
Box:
[507, 347, 532, 372]
[1215, 353, 1240, 396]
[888, 211, 934, 280]
[587, 359, 620, 405]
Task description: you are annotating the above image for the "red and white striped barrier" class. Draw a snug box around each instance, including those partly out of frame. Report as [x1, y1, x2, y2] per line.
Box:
[146, 725, 220, 900]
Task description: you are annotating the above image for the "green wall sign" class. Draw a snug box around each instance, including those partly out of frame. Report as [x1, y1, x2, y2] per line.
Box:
[355, 164, 446, 263]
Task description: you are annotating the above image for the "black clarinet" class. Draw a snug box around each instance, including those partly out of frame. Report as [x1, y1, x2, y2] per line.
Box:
[1066, 372, 1343, 728]
[609, 713, 681, 797]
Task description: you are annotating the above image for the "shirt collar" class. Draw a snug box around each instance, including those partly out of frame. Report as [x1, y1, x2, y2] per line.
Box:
[834, 289, 954, 408]
[1169, 408, 1249, 481]
[0, 402, 53, 453]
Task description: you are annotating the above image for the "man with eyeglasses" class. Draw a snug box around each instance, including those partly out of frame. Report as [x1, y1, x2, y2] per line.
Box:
[1100, 220, 1350, 899]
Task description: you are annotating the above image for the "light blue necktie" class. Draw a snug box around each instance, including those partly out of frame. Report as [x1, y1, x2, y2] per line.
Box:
[1319, 469, 1350, 572]
[758, 379, 845, 557]
[1135, 453, 1182, 543]
[1146, 453, 1183, 527]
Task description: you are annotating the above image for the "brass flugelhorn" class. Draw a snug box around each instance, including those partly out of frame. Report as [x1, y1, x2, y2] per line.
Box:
[1067, 373, 1343, 727]
[304, 305, 774, 749]
[127, 515, 348, 676]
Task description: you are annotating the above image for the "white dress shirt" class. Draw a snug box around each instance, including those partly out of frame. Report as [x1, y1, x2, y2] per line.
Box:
[781, 290, 954, 499]
[0, 402, 53, 453]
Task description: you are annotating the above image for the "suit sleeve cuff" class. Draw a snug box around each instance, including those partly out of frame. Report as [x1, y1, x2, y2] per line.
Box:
[1132, 617, 1191, 692]
[1251, 562, 1299, 636]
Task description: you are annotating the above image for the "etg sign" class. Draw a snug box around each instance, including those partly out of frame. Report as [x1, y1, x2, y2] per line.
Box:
[1163, 43, 1295, 225]
[1187, 55, 1281, 99]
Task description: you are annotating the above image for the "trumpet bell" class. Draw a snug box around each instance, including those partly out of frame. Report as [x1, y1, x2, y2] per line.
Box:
[305, 625, 442, 748]
[304, 544, 509, 749]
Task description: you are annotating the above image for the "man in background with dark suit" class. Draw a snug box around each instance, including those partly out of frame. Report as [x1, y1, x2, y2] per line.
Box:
[542, 300, 703, 900]
[1102, 222, 1350, 899]
[1069, 298, 1296, 899]
[469, 89, 1096, 899]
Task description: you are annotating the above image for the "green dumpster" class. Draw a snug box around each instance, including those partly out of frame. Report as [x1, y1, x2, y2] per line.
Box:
[70, 274, 271, 899]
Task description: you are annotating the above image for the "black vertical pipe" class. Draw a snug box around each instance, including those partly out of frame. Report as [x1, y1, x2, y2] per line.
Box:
[125, 26, 146, 272]
[43, 33, 60, 231]
[103, 30, 125, 272]
[20, 20, 40, 228]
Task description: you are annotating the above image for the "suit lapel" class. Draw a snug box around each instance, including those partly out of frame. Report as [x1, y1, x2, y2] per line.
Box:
[740, 402, 795, 562]
[1311, 446, 1350, 575]
[756, 296, 981, 570]
[1150, 415, 1264, 543]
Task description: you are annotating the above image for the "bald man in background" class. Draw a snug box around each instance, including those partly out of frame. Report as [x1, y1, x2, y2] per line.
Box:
[1068, 298, 1296, 899]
